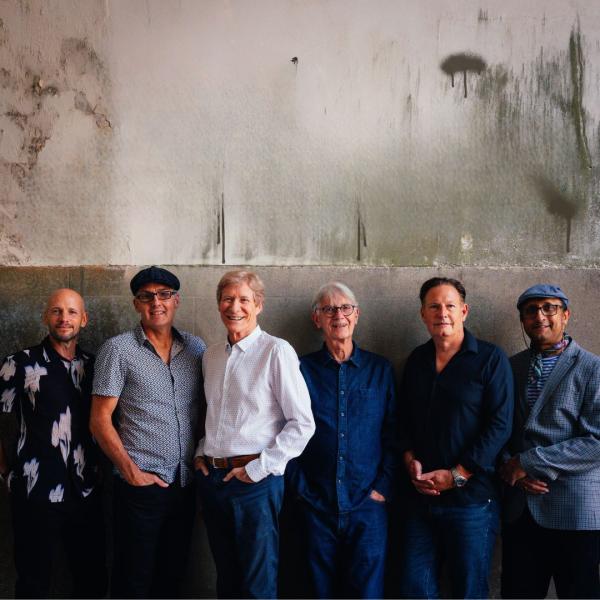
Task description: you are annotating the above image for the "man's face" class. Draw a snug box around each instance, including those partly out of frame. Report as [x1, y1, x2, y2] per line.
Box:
[420, 284, 469, 342]
[520, 297, 570, 350]
[43, 289, 88, 343]
[218, 282, 263, 342]
[133, 283, 179, 331]
[312, 291, 359, 345]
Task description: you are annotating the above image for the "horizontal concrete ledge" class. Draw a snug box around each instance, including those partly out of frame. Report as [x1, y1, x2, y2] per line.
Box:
[1, 265, 599, 366]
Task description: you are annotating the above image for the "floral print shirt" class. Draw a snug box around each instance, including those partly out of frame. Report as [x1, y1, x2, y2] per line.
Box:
[0, 338, 99, 502]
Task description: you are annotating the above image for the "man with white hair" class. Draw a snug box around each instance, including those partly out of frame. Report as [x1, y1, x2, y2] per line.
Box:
[286, 281, 397, 598]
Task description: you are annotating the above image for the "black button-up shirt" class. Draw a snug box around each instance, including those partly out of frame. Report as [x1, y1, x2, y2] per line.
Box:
[0, 338, 99, 503]
[400, 329, 514, 505]
[288, 344, 398, 513]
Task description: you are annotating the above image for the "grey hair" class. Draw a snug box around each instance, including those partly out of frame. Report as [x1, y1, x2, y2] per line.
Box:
[311, 282, 358, 312]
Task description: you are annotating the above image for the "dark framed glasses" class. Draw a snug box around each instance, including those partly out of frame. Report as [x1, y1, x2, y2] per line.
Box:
[317, 304, 357, 317]
[135, 290, 178, 303]
[521, 303, 563, 318]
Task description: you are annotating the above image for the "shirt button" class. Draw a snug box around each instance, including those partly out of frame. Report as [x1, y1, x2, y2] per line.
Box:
[338, 479, 342, 483]
[340, 390, 345, 395]
[340, 433, 345, 438]
[339, 456, 344, 461]
[340, 411, 345, 417]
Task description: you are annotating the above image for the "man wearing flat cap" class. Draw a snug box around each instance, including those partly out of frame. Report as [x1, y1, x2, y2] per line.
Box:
[500, 284, 600, 599]
[90, 266, 206, 598]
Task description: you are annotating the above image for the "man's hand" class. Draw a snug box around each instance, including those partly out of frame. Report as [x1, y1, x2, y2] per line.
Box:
[418, 469, 454, 494]
[369, 490, 386, 502]
[223, 466, 254, 484]
[517, 477, 549, 495]
[499, 455, 528, 486]
[126, 467, 169, 488]
[194, 456, 209, 476]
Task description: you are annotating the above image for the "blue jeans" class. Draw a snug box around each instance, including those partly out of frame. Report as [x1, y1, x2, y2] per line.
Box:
[398, 500, 499, 599]
[302, 495, 388, 599]
[197, 467, 284, 599]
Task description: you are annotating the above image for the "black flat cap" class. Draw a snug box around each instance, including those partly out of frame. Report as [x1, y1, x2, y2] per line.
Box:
[130, 266, 180, 295]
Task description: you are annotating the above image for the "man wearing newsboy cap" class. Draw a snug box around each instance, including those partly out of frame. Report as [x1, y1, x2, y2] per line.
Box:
[500, 284, 600, 599]
[90, 266, 206, 598]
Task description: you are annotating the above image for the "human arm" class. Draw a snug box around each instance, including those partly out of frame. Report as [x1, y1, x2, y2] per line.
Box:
[90, 395, 168, 487]
[244, 342, 316, 483]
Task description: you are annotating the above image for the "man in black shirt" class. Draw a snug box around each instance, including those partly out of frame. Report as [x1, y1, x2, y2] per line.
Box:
[0, 288, 106, 598]
[398, 277, 513, 599]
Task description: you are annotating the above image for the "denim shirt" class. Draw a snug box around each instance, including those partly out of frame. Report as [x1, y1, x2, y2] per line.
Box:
[287, 343, 398, 513]
[400, 329, 514, 506]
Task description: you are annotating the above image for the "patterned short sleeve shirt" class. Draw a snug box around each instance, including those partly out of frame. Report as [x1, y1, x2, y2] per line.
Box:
[0, 338, 99, 503]
[92, 325, 205, 486]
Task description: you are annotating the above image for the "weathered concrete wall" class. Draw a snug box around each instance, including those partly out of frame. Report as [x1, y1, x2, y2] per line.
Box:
[1, 1, 600, 267]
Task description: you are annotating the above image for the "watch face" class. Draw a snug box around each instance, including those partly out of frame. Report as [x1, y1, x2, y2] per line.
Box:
[451, 468, 467, 487]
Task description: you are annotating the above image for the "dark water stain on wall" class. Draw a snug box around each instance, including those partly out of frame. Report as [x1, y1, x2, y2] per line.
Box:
[440, 53, 486, 98]
[532, 175, 579, 253]
[568, 27, 592, 171]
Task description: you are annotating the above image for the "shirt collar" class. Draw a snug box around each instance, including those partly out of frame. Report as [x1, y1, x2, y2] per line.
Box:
[426, 327, 478, 356]
[42, 336, 85, 364]
[317, 341, 361, 367]
[134, 323, 183, 347]
[228, 325, 262, 353]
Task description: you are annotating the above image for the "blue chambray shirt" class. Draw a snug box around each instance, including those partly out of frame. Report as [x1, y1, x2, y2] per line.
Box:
[92, 324, 205, 486]
[287, 343, 398, 513]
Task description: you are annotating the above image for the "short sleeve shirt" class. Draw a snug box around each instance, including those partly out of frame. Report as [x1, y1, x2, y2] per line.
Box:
[0, 338, 99, 503]
[92, 325, 205, 486]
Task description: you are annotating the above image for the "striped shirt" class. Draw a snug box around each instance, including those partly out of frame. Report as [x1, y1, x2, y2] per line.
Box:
[526, 354, 561, 408]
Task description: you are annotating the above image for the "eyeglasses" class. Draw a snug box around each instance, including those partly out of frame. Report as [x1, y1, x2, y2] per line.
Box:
[135, 290, 178, 303]
[317, 304, 357, 317]
[521, 303, 563, 318]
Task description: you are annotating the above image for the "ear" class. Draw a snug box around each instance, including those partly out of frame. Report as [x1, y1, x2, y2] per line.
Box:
[354, 307, 360, 323]
[312, 310, 322, 330]
[461, 302, 470, 322]
[255, 300, 263, 317]
[420, 306, 426, 323]
[133, 297, 141, 314]
[563, 308, 570, 327]
[173, 293, 180, 310]
[80, 310, 89, 328]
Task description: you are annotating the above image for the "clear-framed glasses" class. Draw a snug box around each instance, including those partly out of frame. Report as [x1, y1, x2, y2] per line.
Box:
[135, 290, 178, 303]
[317, 304, 357, 317]
[521, 303, 563, 318]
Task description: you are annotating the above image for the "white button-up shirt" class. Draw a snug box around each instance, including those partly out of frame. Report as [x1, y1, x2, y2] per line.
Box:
[196, 326, 315, 482]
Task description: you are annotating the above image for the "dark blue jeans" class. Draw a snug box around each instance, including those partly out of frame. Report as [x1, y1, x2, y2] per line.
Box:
[197, 467, 284, 599]
[398, 499, 499, 599]
[302, 495, 388, 599]
[111, 476, 195, 599]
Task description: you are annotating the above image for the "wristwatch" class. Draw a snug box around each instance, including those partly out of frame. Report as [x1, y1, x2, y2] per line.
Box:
[450, 467, 468, 488]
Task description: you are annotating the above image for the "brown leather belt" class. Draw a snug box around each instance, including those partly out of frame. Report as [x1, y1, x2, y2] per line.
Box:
[204, 454, 260, 469]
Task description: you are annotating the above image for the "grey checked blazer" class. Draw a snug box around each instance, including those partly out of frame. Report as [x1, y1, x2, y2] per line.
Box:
[503, 340, 600, 530]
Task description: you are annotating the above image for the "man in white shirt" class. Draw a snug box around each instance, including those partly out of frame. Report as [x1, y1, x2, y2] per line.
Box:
[194, 270, 315, 599]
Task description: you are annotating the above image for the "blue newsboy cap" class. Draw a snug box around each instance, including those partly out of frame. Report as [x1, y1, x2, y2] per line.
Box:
[516, 284, 569, 310]
[130, 266, 180, 295]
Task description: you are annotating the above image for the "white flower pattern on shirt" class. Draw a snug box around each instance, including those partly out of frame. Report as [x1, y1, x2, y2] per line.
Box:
[74, 444, 85, 479]
[0, 356, 16, 381]
[1, 387, 15, 412]
[24, 363, 48, 408]
[23, 458, 39, 497]
[51, 407, 72, 465]
[49, 484, 64, 503]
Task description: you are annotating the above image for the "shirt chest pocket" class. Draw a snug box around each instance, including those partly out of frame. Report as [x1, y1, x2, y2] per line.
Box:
[349, 387, 384, 421]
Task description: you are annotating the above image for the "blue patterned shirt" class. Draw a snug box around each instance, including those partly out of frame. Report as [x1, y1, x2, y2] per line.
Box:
[92, 325, 205, 486]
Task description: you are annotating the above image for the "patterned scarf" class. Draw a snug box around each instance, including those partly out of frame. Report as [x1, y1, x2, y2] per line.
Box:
[528, 334, 571, 383]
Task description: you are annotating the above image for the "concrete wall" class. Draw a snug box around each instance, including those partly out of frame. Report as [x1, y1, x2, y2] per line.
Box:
[1, 1, 600, 267]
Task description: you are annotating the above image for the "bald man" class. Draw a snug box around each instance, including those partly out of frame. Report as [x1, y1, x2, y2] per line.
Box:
[0, 289, 107, 598]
